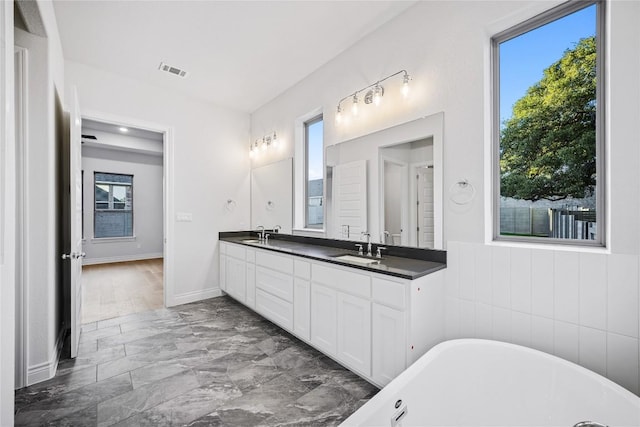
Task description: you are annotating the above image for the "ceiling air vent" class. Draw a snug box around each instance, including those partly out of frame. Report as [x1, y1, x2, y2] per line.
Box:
[158, 62, 188, 78]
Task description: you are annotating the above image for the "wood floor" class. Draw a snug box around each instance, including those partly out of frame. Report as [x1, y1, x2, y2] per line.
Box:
[82, 259, 164, 324]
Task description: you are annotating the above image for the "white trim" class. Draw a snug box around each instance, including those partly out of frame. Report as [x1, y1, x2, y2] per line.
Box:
[169, 287, 223, 306]
[14, 46, 28, 390]
[0, 0, 16, 422]
[81, 253, 163, 266]
[78, 109, 175, 309]
[26, 326, 65, 386]
[90, 236, 136, 243]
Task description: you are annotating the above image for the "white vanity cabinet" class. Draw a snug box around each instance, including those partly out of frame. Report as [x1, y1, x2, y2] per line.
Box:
[311, 263, 372, 377]
[219, 242, 227, 291]
[225, 243, 246, 303]
[245, 249, 256, 309]
[219, 240, 445, 388]
[293, 259, 311, 341]
[255, 250, 294, 331]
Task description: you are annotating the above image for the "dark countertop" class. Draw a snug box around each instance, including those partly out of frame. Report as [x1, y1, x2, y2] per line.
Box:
[219, 231, 446, 280]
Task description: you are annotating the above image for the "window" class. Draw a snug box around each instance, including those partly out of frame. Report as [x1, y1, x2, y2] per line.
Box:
[305, 116, 324, 229]
[94, 172, 133, 238]
[493, 1, 604, 244]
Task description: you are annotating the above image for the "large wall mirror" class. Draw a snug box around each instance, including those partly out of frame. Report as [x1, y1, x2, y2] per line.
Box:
[325, 112, 443, 249]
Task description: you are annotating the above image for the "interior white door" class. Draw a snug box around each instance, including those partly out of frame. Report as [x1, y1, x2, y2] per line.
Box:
[332, 160, 367, 240]
[417, 166, 434, 248]
[67, 88, 84, 358]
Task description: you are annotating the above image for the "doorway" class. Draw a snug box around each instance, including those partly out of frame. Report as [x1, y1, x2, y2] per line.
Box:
[78, 118, 165, 324]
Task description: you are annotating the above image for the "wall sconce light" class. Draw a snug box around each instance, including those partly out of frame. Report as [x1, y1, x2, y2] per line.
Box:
[335, 70, 411, 125]
[249, 131, 278, 156]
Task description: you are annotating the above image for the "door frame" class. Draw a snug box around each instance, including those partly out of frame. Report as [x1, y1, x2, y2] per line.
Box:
[410, 161, 434, 248]
[79, 109, 175, 308]
[14, 46, 27, 389]
[378, 156, 409, 245]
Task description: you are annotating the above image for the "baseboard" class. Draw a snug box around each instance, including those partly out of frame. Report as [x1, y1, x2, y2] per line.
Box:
[167, 287, 223, 307]
[82, 252, 163, 266]
[26, 327, 66, 386]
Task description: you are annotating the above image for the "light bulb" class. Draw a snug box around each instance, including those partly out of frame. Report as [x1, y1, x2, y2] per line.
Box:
[261, 137, 267, 151]
[402, 73, 410, 98]
[373, 85, 382, 106]
[351, 95, 359, 116]
[335, 105, 342, 125]
[272, 132, 278, 147]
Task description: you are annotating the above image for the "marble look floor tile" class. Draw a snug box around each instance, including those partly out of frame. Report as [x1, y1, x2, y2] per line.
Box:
[15, 296, 379, 426]
[226, 357, 281, 392]
[215, 373, 314, 426]
[96, 370, 200, 426]
[45, 404, 98, 427]
[15, 373, 131, 426]
[118, 381, 243, 426]
[15, 365, 98, 409]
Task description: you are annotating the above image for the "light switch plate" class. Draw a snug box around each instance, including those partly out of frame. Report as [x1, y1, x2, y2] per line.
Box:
[176, 212, 193, 222]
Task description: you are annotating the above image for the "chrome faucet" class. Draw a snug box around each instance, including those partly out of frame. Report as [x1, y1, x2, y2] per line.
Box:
[274, 225, 282, 233]
[376, 246, 387, 259]
[361, 231, 372, 257]
[257, 225, 265, 241]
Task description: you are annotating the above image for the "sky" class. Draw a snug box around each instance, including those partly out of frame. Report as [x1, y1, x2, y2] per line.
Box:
[307, 119, 324, 181]
[499, 4, 596, 125]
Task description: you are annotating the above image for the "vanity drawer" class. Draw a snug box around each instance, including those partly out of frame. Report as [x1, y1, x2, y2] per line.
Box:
[312, 263, 370, 299]
[256, 251, 293, 274]
[256, 289, 293, 331]
[256, 265, 294, 302]
[226, 243, 246, 260]
[372, 277, 406, 310]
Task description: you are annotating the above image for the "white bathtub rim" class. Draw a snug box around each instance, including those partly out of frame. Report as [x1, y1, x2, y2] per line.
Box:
[341, 338, 640, 426]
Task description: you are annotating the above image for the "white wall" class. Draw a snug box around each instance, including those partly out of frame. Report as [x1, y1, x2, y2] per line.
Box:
[250, 0, 640, 394]
[0, 1, 15, 423]
[82, 145, 163, 264]
[65, 60, 251, 306]
[15, 0, 70, 385]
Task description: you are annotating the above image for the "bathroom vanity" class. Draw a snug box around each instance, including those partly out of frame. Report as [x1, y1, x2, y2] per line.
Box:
[218, 231, 446, 387]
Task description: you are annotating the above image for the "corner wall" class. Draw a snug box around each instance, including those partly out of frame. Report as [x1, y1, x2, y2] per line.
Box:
[249, 0, 640, 394]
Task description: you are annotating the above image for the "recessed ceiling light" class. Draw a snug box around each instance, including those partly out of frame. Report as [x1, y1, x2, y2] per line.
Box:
[119, 127, 128, 132]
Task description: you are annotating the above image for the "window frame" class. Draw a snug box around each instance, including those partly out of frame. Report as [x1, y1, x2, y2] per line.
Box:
[304, 114, 324, 230]
[93, 172, 134, 239]
[491, 0, 605, 247]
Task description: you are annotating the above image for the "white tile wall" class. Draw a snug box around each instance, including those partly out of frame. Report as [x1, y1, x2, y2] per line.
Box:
[445, 241, 640, 395]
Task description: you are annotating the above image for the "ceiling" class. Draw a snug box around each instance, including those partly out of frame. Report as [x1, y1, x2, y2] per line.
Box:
[53, 1, 417, 113]
[83, 118, 164, 141]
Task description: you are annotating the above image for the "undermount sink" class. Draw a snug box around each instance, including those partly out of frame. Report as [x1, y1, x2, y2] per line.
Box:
[241, 239, 261, 244]
[334, 255, 380, 265]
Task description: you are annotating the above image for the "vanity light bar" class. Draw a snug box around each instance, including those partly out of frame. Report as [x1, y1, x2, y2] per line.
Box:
[249, 131, 278, 157]
[335, 70, 411, 125]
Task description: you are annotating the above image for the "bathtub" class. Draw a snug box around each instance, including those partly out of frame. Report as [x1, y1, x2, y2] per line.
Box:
[342, 339, 640, 427]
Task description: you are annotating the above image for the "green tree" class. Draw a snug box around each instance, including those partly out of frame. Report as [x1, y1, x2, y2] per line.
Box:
[500, 36, 596, 202]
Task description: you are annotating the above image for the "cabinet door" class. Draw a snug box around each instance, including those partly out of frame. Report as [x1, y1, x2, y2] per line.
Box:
[220, 254, 226, 291]
[372, 303, 406, 386]
[294, 278, 310, 341]
[311, 283, 337, 356]
[225, 256, 246, 302]
[246, 263, 256, 309]
[337, 292, 371, 376]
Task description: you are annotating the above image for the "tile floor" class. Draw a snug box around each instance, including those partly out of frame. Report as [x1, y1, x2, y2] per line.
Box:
[15, 296, 379, 426]
[82, 259, 164, 324]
